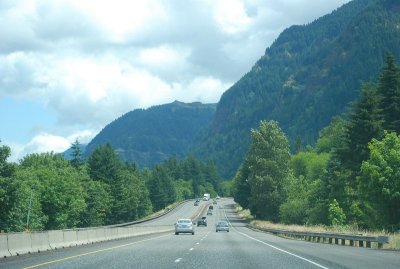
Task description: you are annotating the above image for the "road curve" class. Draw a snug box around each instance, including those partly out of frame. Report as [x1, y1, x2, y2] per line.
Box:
[1, 198, 399, 269]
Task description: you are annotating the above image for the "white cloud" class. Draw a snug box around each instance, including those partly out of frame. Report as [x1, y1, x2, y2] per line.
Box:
[1, 0, 352, 159]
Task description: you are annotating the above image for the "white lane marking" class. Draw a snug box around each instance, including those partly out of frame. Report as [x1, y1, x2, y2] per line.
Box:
[237, 231, 330, 269]
[189, 248, 194, 251]
[196, 242, 200, 245]
[221, 206, 330, 269]
[175, 258, 182, 263]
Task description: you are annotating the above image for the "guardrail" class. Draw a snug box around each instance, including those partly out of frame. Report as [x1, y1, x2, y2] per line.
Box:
[247, 224, 390, 249]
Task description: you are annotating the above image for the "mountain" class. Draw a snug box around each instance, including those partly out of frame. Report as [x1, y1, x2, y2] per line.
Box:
[191, 0, 400, 178]
[84, 101, 216, 168]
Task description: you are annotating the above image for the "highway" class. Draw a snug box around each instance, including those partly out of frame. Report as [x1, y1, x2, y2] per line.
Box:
[0, 199, 399, 269]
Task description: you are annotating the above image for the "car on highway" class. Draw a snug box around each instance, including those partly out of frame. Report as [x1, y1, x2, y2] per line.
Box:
[216, 220, 229, 232]
[197, 216, 207, 227]
[207, 209, 213, 215]
[194, 200, 200, 206]
[209, 205, 214, 210]
[213, 200, 217, 205]
[175, 219, 195, 235]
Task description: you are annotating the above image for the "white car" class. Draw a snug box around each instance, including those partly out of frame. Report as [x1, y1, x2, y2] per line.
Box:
[175, 219, 195, 235]
[216, 221, 229, 232]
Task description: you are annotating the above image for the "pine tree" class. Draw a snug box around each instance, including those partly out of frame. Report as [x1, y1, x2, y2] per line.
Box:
[340, 84, 384, 172]
[70, 139, 84, 168]
[378, 53, 400, 133]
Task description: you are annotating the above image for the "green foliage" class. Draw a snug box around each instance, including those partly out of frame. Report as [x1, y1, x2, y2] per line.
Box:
[80, 179, 112, 227]
[147, 165, 176, 211]
[244, 120, 291, 221]
[315, 117, 346, 153]
[338, 84, 384, 172]
[192, 0, 400, 178]
[85, 101, 216, 168]
[279, 176, 309, 225]
[20, 153, 87, 230]
[328, 199, 346, 226]
[173, 179, 194, 201]
[377, 53, 400, 133]
[70, 139, 84, 168]
[232, 160, 251, 209]
[219, 180, 232, 197]
[359, 132, 400, 229]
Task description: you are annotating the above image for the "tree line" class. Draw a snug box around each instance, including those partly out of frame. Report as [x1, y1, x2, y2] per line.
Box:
[0, 142, 228, 232]
[233, 53, 400, 230]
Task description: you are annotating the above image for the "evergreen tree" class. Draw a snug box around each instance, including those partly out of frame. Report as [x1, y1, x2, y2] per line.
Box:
[232, 159, 251, 209]
[340, 84, 384, 172]
[70, 139, 84, 168]
[147, 165, 176, 211]
[377, 53, 400, 133]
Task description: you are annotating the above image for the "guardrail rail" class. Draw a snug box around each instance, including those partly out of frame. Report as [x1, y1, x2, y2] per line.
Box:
[247, 224, 389, 249]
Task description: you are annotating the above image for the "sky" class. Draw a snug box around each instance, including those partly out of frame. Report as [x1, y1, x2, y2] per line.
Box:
[1, 0, 351, 162]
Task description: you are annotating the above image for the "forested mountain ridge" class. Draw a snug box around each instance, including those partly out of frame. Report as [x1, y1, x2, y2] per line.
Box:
[192, 0, 400, 178]
[85, 101, 216, 168]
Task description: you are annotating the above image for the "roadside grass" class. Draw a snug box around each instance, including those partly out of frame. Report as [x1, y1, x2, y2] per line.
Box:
[235, 205, 399, 250]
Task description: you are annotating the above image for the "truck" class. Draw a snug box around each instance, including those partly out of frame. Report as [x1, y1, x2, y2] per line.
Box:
[203, 193, 210, 201]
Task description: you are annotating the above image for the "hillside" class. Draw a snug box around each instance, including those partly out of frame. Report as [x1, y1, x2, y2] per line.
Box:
[192, 0, 400, 178]
[85, 101, 216, 167]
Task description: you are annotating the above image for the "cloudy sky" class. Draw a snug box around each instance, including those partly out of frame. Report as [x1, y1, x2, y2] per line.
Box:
[1, 0, 351, 162]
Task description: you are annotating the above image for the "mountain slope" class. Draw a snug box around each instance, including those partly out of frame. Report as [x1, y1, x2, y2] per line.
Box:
[85, 101, 216, 167]
[192, 0, 400, 178]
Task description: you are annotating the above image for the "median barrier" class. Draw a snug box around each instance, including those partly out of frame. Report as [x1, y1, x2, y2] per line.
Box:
[86, 228, 98, 243]
[8, 232, 32, 256]
[76, 229, 89, 245]
[104, 227, 118, 240]
[94, 227, 106, 242]
[30, 231, 50, 253]
[0, 234, 10, 258]
[63, 230, 78, 247]
[48, 230, 64, 249]
[1, 200, 194, 259]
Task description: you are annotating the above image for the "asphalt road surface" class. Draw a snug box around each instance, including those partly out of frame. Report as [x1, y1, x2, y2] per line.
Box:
[1, 199, 399, 269]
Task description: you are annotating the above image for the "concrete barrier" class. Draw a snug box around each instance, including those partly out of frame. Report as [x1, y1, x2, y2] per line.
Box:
[63, 230, 78, 247]
[94, 227, 106, 242]
[48, 230, 64, 250]
[86, 228, 97, 243]
[30, 231, 50, 253]
[105, 227, 118, 240]
[76, 229, 89, 245]
[0, 234, 10, 258]
[8, 232, 32, 256]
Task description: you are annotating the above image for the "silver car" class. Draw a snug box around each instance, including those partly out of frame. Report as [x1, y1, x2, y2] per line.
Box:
[175, 219, 195, 235]
[216, 220, 229, 232]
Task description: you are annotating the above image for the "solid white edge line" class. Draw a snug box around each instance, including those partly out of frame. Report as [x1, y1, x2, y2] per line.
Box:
[237, 231, 330, 269]
[175, 258, 182, 263]
[221, 203, 330, 269]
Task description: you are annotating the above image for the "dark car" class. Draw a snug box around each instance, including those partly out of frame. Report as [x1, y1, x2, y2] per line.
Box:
[194, 201, 200, 206]
[209, 205, 214, 210]
[197, 216, 207, 227]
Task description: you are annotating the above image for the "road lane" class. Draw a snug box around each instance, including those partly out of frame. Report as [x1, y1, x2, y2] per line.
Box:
[1, 198, 399, 269]
[141, 199, 209, 225]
